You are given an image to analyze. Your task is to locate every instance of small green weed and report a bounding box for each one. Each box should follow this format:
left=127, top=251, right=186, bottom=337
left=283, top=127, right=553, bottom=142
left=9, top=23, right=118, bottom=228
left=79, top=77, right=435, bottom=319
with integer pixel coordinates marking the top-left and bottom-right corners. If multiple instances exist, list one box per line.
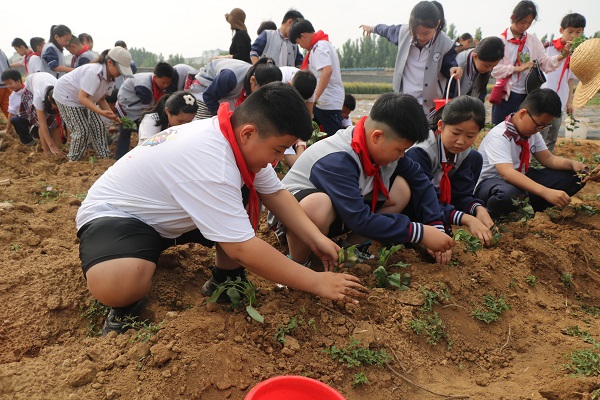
left=88, top=156, right=97, bottom=164
left=35, top=181, right=61, bottom=204
left=409, top=312, right=448, bottom=345
left=525, top=275, right=538, bottom=286
left=274, top=316, right=299, bottom=345
left=81, top=299, right=110, bottom=337
left=592, top=388, right=600, bottom=400
left=572, top=204, right=600, bottom=215
left=419, top=284, right=450, bottom=313
left=561, top=272, right=573, bottom=288
left=352, top=372, right=370, bottom=387
left=581, top=304, right=600, bottom=316
left=10, top=243, right=19, bottom=251
left=122, top=317, right=164, bottom=342
left=74, top=193, right=87, bottom=201
left=506, top=197, right=535, bottom=223
left=564, top=345, right=600, bottom=376
left=472, top=294, right=510, bottom=324
left=324, top=338, right=390, bottom=368
left=205, top=277, right=264, bottom=323
left=564, top=326, right=596, bottom=344
left=453, top=228, right=482, bottom=253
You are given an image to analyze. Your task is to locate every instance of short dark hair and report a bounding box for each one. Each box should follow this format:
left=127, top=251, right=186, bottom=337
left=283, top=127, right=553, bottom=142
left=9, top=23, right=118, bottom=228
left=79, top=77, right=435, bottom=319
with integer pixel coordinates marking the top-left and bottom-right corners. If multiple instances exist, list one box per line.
left=343, top=94, right=356, bottom=110
left=370, top=93, right=429, bottom=143
left=78, top=33, right=93, bottom=43
left=114, top=40, right=127, bottom=48
left=44, top=86, right=57, bottom=114
left=68, top=36, right=82, bottom=46
left=511, top=1, right=537, bottom=23
left=474, top=36, right=504, bottom=62
left=233, top=82, right=312, bottom=141
left=244, top=58, right=282, bottom=95
left=154, top=62, right=174, bottom=78
left=281, top=9, right=304, bottom=24
left=289, top=20, right=315, bottom=44
left=410, top=1, right=446, bottom=32
left=11, top=38, right=28, bottom=48
left=291, top=70, right=317, bottom=100
left=1, top=69, right=22, bottom=82
left=521, top=89, right=562, bottom=118
left=561, top=13, right=586, bottom=29
left=439, top=95, right=486, bottom=130
left=460, top=33, right=473, bottom=41
left=257, top=21, right=277, bottom=36
left=30, top=37, right=45, bottom=50
left=49, top=25, right=71, bottom=49
left=143, top=91, right=199, bottom=130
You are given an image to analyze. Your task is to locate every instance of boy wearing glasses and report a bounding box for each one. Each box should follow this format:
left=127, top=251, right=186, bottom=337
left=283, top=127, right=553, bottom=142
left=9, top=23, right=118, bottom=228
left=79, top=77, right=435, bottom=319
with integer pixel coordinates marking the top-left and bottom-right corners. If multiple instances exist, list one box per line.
left=475, top=88, right=588, bottom=218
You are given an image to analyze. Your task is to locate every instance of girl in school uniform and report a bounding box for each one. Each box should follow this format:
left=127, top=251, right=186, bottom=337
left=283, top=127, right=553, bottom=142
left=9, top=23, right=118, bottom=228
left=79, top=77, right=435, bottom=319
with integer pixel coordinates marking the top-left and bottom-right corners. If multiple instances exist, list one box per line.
left=456, top=37, right=505, bottom=102
left=490, top=0, right=569, bottom=124
left=137, top=91, right=198, bottom=145
left=19, top=72, right=63, bottom=156
left=41, top=25, right=74, bottom=79
left=187, top=57, right=282, bottom=119
left=360, top=1, right=462, bottom=116
left=406, top=95, right=495, bottom=246
left=53, top=47, right=134, bottom=161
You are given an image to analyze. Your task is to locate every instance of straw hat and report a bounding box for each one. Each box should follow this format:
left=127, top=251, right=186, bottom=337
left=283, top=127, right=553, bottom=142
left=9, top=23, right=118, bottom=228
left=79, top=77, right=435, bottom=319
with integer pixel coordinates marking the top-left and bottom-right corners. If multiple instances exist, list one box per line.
left=571, top=38, right=600, bottom=108
left=225, top=8, right=247, bottom=31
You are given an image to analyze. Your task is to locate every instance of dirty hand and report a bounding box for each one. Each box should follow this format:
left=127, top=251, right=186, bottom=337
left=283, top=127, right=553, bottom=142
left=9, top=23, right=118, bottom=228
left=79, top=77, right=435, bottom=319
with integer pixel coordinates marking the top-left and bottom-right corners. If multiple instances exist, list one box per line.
left=426, top=248, right=453, bottom=265
left=421, top=225, right=455, bottom=253
left=359, top=25, right=373, bottom=38
left=48, top=144, right=66, bottom=158
left=465, top=218, right=493, bottom=247
left=583, top=165, right=600, bottom=183
left=542, top=188, right=571, bottom=208
left=450, top=67, right=463, bottom=80
left=314, top=272, right=368, bottom=304
left=310, top=236, right=341, bottom=272
left=475, top=206, right=495, bottom=229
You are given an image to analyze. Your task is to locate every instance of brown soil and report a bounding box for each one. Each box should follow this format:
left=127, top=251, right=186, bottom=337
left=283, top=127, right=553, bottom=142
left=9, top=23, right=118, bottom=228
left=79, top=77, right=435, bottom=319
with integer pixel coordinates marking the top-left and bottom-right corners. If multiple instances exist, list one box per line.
left=2, top=120, right=600, bottom=400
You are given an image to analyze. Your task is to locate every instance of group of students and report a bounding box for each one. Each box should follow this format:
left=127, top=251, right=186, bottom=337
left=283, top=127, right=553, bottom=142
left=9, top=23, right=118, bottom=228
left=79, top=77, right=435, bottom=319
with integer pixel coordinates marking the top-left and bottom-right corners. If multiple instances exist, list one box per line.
left=2, top=1, right=598, bottom=336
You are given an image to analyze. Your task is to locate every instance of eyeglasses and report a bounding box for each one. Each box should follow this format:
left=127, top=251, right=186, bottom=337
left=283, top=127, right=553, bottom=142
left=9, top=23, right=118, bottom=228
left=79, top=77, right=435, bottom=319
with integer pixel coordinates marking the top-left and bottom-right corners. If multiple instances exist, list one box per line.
left=527, top=110, right=552, bottom=131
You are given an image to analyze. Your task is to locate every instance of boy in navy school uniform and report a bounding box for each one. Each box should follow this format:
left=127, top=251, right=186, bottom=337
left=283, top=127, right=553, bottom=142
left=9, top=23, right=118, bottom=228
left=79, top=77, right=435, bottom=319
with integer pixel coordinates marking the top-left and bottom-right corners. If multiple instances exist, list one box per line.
left=475, top=88, right=591, bottom=218
left=76, top=82, right=367, bottom=335
left=278, top=92, right=455, bottom=265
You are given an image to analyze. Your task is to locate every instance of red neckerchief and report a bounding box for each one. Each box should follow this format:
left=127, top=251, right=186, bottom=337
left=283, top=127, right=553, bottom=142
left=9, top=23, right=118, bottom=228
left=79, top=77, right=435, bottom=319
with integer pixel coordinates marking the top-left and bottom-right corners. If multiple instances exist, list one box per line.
left=435, top=130, right=453, bottom=204
left=502, top=114, right=530, bottom=173
left=23, top=50, right=33, bottom=74
left=152, top=77, right=164, bottom=104
left=502, top=28, right=527, bottom=80
left=55, top=109, right=66, bottom=143
left=301, top=30, right=329, bottom=70
left=71, top=46, right=90, bottom=68
left=235, top=90, right=248, bottom=107
left=217, top=103, right=259, bottom=230
left=351, top=116, right=390, bottom=211
left=552, top=38, right=570, bottom=92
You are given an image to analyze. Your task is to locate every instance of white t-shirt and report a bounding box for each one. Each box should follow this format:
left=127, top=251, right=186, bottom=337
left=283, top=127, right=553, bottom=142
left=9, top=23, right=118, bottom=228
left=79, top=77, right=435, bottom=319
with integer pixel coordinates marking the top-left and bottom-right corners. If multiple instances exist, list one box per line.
left=138, top=112, right=162, bottom=145
left=404, top=43, right=430, bottom=112
left=279, top=66, right=316, bottom=102
left=25, top=72, right=58, bottom=111
left=477, top=121, right=547, bottom=184
left=76, top=117, right=284, bottom=242
left=307, top=40, right=344, bottom=110
left=28, top=55, right=43, bottom=74
left=541, top=44, right=572, bottom=111
left=8, top=87, right=25, bottom=115
left=53, top=63, right=114, bottom=107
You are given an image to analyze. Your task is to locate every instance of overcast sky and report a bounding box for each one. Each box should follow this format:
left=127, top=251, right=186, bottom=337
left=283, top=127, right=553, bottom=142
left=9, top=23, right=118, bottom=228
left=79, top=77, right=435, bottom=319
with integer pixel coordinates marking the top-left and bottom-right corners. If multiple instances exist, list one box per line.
left=2, top=0, right=599, bottom=60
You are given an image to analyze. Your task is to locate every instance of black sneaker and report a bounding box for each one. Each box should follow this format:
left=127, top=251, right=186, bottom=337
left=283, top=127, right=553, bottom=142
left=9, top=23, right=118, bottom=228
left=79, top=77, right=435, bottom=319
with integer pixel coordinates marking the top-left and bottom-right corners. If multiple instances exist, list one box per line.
left=101, top=297, right=148, bottom=336
left=201, top=270, right=248, bottom=304
left=355, top=241, right=375, bottom=262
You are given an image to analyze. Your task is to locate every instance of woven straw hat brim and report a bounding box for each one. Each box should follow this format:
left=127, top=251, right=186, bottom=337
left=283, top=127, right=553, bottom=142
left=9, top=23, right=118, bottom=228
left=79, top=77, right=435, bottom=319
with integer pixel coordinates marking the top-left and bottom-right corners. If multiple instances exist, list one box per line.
left=571, top=38, right=600, bottom=108
left=574, top=79, right=600, bottom=108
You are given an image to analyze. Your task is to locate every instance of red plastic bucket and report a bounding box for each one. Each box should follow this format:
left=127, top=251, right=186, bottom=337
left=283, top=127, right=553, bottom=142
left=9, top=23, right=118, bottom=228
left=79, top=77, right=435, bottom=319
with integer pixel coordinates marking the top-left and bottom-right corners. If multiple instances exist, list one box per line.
left=245, top=376, right=346, bottom=400
left=433, top=74, right=460, bottom=112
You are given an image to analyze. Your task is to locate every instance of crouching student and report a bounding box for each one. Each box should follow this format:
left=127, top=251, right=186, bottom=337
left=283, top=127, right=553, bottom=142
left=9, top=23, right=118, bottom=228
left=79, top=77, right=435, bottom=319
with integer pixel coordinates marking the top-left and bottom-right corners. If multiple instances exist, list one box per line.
left=137, top=91, right=198, bottom=145
left=406, top=96, right=494, bottom=246
left=1, top=69, right=35, bottom=146
left=276, top=92, right=455, bottom=265
left=75, top=83, right=366, bottom=336
left=475, top=89, right=588, bottom=218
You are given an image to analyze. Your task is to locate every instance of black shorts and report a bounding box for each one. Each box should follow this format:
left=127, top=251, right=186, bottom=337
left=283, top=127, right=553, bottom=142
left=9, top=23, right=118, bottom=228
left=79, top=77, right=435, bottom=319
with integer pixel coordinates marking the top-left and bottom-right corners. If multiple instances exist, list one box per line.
left=77, top=217, right=214, bottom=276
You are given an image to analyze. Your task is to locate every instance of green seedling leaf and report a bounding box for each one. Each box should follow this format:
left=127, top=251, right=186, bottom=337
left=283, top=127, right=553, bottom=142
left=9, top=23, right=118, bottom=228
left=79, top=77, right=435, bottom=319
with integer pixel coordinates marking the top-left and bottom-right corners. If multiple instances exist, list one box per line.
left=120, top=117, right=138, bottom=131
left=246, top=305, right=264, bottom=323
left=338, top=245, right=358, bottom=266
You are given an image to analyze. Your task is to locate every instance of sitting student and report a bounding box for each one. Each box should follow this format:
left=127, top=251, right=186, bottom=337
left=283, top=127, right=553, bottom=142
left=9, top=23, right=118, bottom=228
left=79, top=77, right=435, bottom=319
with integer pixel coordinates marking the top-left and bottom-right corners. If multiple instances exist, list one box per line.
left=41, top=25, right=74, bottom=78
left=188, top=57, right=282, bottom=119
left=28, top=37, right=46, bottom=74
left=475, top=89, right=587, bottom=218
left=19, top=72, right=63, bottom=156
left=76, top=82, right=366, bottom=335
left=456, top=37, right=505, bottom=102
left=278, top=92, right=455, bottom=265
left=10, top=38, right=35, bottom=73
left=406, top=96, right=494, bottom=246
left=53, top=47, right=133, bottom=161
left=341, top=94, right=356, bottom=128
left=1, top=69, right=35, bottom=146
left=137, top=91, right=198, bottom=145
left=66, top=36, right=95, bottom=68
left=290, top=19, right=345, bottom=135
left=115, top=62, right=174, bottom=159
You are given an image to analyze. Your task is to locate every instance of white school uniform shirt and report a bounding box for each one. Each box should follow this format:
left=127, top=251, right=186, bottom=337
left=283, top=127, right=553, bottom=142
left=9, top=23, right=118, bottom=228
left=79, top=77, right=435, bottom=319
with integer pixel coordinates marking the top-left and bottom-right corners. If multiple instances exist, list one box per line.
left=137, top=113, right=163, bottom=145
left=404, top=43, right=431, bottom=112
left=477, top=121, right=547, bottom=184
left=53, top=63, right=114, bottom=107
left=28, top=55, right=43, bottom=74
left=307, top=40, right=344, bottom=110
left=541, top=44, right=572, bottom=111
left=279, top=66, right=316, bottom=102
left=76, top=117, right=284, bottom=241
left=8, top=87, right=25, bottom=115
left=25, top=72, right=58, bottom=111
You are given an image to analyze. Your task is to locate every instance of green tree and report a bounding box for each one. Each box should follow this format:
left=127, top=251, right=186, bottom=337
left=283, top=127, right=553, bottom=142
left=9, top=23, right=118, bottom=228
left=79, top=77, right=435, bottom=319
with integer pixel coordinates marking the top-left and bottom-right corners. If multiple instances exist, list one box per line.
left=336, top=36, right=396, bottom=68
left=474, top=27, right=482, bottom=42
left=129, top=47, right=159, bottom=68
left=167, top=54, right=185, bottom=65
left=593, top=30, right=600, bottom=38
left=446, top=23, right=457, bottom=40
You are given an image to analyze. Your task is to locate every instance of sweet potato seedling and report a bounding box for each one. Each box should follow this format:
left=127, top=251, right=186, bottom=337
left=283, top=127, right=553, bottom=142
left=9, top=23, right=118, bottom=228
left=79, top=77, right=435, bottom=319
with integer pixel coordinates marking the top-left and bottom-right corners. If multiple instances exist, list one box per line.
left=324, top=338, right=390, bottom=368
left=373, top=245, right=411, bottom=290
left=274, top=316, right=299, bottom=345
left=206, top=277, right=264, bottom=323
left=120, top=117, right=138, bottom=131
left=409, top=312, right=448, bottom=345
left=453, top=229, right=483, bottom=253
left=472, top=294, right=510, bottom=324
left=352, top=372, right=369, bottom=387
left=338, top=244, right=359, bottom=267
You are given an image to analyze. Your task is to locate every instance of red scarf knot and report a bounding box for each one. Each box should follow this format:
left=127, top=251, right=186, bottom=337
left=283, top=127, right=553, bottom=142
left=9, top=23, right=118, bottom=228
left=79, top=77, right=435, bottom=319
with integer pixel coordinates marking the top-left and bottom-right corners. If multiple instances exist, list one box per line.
left=552, top=38, right=570, bottom=91
left=152, top=77, right=165, bottom=104
left=300, top=30, right=330, bottom=70
left=502, top=28, right=528, bottom=79
left=217, top=103, right=260, bottom=230
left=351, top=116, right=390, bottom=211
left=503, top=115, right=530, bottom=173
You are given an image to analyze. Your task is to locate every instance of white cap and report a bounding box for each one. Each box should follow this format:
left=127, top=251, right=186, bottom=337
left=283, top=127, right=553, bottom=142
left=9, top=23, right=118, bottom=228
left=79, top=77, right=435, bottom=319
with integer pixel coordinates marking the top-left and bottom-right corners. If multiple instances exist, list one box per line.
left=108, top=47, right=134, bottom=78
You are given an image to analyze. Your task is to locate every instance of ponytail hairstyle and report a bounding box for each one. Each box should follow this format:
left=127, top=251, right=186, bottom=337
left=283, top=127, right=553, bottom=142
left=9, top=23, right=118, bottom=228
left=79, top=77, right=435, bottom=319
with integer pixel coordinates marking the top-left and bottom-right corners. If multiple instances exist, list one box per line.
left=142, top=91, right=199, bottom=130
left=471, top=37, right=505, bottom=96
left=243, top=57, right=283, bottom=95
left=429, top=95, right=486, bottom=132
left=49, top=25, right=71, bottom=50
left=409, top=1, right=446, bottom=35
left=44, top=86, right=57, bottom=114
left=511, top=1, right=538, bottom=23
left=94, top=49, right=110, bottom=64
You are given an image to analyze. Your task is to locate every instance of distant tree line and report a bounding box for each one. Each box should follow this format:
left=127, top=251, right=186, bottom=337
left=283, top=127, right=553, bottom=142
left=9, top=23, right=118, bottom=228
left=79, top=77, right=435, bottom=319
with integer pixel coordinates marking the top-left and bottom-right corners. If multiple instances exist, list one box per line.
left=129, top=47, right=186, bottom=68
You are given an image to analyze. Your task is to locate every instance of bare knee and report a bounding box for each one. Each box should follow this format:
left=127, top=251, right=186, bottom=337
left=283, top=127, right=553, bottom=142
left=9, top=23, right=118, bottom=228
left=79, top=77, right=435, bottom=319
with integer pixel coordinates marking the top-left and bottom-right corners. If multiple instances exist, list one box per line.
left=85, top=258, right=156, bottom=307
left=299, top=193, right=336, bottom=233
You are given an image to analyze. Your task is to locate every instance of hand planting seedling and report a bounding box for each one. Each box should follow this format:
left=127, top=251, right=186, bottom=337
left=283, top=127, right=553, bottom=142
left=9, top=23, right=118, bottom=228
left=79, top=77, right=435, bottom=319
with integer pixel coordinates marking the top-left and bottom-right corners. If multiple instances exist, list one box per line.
left=453, top=228, right=483, bottom=253
left=205, top=277, right=264, bottom=323
left=373, top=266, right=410, bottom=290
left=338, top=245, right=359, bottom=267
left=120, top=117, right=138, bottom=131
